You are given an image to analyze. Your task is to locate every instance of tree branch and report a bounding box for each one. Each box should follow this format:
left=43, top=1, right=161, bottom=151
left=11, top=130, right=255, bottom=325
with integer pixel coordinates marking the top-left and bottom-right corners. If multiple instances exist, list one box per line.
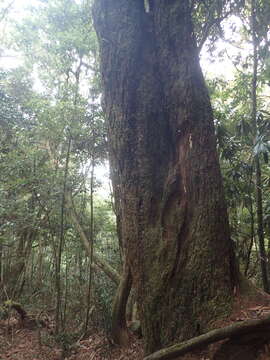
left=66, top=191, right=121, bottom=285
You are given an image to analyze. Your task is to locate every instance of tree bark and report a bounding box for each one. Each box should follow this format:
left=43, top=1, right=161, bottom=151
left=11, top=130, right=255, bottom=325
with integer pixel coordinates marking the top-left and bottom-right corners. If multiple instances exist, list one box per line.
left=55, top=135, right=71, bottom=334
left=144, top=315, right=270, bottom=360
left=85, top=160, right=95, bottom=333
left=93, top=0, right=238, bottom=353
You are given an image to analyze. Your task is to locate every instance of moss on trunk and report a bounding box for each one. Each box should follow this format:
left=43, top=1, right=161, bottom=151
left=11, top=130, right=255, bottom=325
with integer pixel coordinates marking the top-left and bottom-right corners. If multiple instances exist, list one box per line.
left=93, top=0, right=238, bottom=354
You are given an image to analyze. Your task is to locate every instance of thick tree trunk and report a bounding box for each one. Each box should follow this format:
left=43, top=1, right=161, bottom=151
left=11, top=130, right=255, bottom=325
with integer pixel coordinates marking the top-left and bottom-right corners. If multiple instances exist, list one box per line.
left=93, top=0, right=238, bottom=354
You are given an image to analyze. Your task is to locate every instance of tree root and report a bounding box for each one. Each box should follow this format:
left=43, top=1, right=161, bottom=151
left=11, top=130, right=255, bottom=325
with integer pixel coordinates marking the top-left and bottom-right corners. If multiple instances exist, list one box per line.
left=3, top=301, right=46, bottom=329
left=144, top=315, right=270, bottom=360
left=4, top=301, right=27, bottom=320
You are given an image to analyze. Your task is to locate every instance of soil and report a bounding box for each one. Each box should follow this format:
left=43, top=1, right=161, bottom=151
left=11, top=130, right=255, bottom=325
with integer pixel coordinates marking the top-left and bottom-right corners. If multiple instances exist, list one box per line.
left=0, top=317, right=144, bottom=360
left=1, top=284, right=270, bottom=360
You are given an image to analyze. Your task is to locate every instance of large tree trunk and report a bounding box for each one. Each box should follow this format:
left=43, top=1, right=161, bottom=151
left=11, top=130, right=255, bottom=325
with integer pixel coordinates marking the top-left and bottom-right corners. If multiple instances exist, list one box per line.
left=93, top=0, right=238, bottom=354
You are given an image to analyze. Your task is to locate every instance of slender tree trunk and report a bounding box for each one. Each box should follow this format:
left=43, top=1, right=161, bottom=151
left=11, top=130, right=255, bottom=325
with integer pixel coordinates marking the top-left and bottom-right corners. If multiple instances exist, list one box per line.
left=63, top=252, right=69, bottom=331
left=245, top=191, right=255, bottom=276
left=255, top=158, right=269, bottom=291
left=84, top=160, right=95, bottom=333
left=11, top=229, right=35, bottom=298
left=250, top=0, right=269, bottom=293
left=66, top=191, right=121, bottom=284
left=93, top=0, right=238, bottom=353
left=111, top=259, right=132, bottom=346
left=30, top=250, right=34, bottom=293
left=55, top=135, right=71, bottom=334
left=37, top=235, right=43, bottom=287
left=77, top=248, right=83, bottom=285
left=0, top=243, right=3, bottom=290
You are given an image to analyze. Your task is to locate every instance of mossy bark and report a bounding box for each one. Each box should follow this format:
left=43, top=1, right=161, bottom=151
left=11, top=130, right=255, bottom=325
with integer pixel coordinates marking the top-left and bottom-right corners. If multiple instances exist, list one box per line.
left=93, top=0, right=238, bottom=354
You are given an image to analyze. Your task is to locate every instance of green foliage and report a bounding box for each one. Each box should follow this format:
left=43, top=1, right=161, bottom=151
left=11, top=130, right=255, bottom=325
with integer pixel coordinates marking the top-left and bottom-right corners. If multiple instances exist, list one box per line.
left=207, top=0, right=270, bottom=283
left=12, top=0, right=98, bottom=95
left=192, top=0, right=245, bottom=51
left=0, top=0, right=116, bottom=335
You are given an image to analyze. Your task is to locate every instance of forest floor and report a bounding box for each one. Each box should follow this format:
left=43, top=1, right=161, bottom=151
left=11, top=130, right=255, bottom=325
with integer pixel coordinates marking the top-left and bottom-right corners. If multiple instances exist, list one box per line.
left=0, top=317, right=144, bottom=360
left=1, top=285, right=270, bottom=360
left=1, top=314, right=270, bottom=360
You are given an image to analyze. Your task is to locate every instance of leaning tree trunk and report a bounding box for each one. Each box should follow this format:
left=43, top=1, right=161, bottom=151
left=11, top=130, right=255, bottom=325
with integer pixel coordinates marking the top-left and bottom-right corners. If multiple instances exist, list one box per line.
left=93, top=0, right=238, bottom=354
left=111, top=259, right=132, bottom=346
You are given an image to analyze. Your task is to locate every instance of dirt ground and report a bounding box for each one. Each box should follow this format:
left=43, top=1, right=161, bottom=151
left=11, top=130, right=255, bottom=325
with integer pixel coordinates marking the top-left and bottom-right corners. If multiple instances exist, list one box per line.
left=1, top=287, right=270, bottom=360
left=0, top=318, right=144, bottom=360
left=1, top=318, right=270, bottom=360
